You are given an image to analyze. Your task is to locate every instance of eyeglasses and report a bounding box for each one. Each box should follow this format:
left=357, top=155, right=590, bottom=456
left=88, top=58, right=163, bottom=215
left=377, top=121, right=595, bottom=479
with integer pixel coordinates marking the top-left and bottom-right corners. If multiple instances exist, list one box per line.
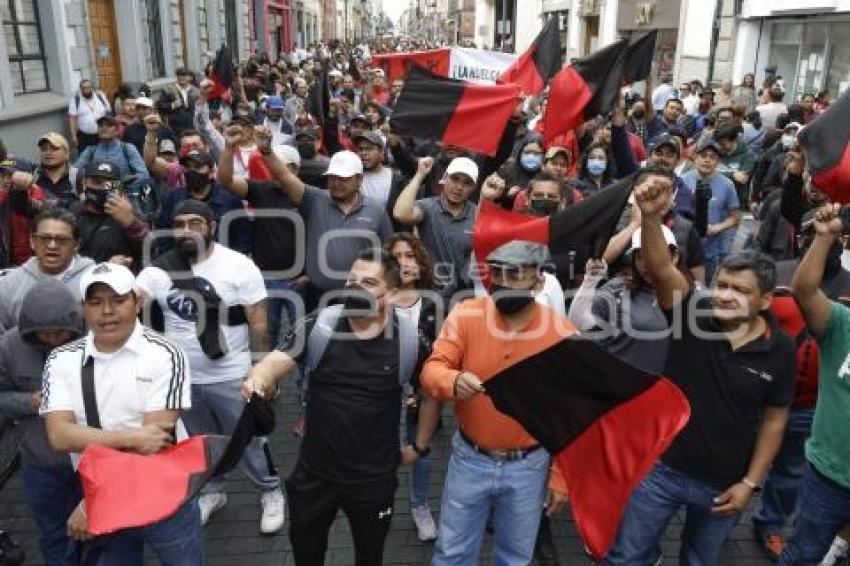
left=32, top=234, right=75, bottom=246
left=173, top=218, right=208, bottom=230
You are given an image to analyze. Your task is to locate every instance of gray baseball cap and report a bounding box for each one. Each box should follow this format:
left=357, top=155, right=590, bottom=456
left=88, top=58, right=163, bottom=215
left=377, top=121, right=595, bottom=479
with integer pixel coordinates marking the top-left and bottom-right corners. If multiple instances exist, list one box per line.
left=486, top=240, right=550, bottom=267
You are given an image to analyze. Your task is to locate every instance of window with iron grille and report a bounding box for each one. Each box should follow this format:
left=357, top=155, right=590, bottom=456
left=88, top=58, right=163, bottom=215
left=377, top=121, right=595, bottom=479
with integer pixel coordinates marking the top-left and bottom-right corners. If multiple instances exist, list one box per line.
left=1, top=0, right=49, bottom=94
left=146, top=0, right=166, bottom=77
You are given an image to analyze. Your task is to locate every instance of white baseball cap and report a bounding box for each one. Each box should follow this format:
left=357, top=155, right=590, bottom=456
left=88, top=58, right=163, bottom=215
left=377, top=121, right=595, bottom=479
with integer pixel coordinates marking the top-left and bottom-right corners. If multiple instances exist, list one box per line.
left=273, top=144, right=301, bottom=167
left=629, top=225, right=678, bottom=252
left=323, top=150, right=363, bottom=178
left=445, top=157, right=479, bottom=184
left=80, top=263, right=137, bottom=298
left=134, top=96, right=154, bottom=108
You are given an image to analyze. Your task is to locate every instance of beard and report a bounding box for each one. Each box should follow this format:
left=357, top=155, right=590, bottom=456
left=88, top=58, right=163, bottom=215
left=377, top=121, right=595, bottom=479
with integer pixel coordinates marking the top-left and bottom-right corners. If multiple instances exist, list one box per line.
left=176, top=233, right=213, bottom=259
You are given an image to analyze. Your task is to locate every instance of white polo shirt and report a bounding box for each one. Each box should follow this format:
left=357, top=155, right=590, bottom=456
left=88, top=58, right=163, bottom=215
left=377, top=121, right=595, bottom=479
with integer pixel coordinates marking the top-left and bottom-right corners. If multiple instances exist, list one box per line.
left=40, top=322, right=191, bottom=462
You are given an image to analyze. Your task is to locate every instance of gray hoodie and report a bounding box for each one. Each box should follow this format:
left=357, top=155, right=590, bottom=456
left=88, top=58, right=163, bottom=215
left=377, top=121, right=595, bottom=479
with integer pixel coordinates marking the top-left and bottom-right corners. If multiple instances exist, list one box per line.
left=0, top=280, right=84, bottom=467
left=0, top=254, right=94, bottom=335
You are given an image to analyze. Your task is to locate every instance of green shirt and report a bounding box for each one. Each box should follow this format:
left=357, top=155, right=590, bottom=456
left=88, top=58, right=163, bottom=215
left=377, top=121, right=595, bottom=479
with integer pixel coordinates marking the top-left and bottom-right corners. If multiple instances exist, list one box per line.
left=806, top=302, right=850, bottom=489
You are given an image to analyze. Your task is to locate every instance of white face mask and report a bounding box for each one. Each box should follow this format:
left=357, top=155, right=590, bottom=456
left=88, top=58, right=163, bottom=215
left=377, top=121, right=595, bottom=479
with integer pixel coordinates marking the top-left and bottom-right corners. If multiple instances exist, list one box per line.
left=781, top=134, right=796, bottom=149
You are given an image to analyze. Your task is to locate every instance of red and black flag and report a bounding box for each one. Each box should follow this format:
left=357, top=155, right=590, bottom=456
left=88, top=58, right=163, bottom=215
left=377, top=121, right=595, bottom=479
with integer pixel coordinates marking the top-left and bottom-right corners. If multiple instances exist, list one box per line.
left=622, top=30, right=658, bottom=85
left=208, top=44, right=234, bottom=101
left=390, top=65, right=520, bottom=156
left=371, top=48, right=451, bottom=82
left=77, top=394, right=273, bottom=535
left=496, top=18, right=563, bottom=95
left=798, top=88, right=850, bottom=203
left=473, top=176, right=634, bottom=281
left=542, top=39, right=628, bottom=145
left=484, top=337, right=690, bottom=559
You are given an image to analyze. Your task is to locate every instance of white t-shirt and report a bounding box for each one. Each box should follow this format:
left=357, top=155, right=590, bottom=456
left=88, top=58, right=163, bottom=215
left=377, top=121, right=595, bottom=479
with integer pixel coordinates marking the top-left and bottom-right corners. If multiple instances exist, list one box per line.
left=395, top=297, right=423, bottom=328
left=68, top=92, right=110, bottom=134
left=40, top=322, right=191, bottom=464
left=536, top=273, right=566, bottom=317
left=755, top=102, right=789, bottom=130
left=360, top=167, right=393, bottom=206
left=136, top=245, right=267, bottom=384
left=361, top=167, right=394, bottom=206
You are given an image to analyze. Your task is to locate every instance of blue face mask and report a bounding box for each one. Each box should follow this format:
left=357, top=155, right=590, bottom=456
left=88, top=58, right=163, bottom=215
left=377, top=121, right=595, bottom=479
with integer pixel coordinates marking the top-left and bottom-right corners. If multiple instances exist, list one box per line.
left=587, top=158, right=607, bottom=176
left=520, top=153, right=543, bottom=171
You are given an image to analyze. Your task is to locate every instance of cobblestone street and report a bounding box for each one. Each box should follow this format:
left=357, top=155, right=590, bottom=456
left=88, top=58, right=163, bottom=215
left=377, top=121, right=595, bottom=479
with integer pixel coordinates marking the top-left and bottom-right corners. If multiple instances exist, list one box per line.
left=0, top=381, right=779, bottom=565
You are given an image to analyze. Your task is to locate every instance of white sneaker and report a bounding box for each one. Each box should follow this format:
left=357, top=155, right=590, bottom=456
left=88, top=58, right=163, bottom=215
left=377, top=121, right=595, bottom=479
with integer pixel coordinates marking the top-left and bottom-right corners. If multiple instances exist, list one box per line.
left=821, top=536, right=849, bottom=566
left=260, top=489, right=286, bottom=534
left=411, top=504, right=437, bottom=542
left=198, top=492, right=227, bottom=525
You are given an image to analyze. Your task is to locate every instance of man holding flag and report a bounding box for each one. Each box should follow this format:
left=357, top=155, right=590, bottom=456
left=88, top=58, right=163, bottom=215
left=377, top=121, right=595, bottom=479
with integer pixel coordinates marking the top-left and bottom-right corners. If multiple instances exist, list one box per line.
left=421, top=240, right=572, bottom=565
left=605, top=175, right=795, bottom=564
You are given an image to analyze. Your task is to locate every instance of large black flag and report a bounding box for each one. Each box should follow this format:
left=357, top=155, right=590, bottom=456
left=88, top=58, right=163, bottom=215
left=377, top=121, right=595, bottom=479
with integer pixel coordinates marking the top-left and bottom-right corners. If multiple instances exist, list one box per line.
left=622, top=30, right=658, bottom=84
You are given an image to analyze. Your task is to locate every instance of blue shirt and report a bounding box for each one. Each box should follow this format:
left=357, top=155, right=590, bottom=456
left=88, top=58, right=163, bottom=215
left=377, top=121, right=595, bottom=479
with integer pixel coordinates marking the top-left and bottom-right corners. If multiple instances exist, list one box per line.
left=681, top=170, right=739, bottom=259
left=74, top=140, right=151, bottom=188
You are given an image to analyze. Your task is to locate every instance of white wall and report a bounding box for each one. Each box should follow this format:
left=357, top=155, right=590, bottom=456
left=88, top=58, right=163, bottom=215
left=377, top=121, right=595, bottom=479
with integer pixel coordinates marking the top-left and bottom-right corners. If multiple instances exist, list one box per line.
left=514, top=0, right=543, bottom=53
left=674, top=0, right=718, bottom=83
left=742, top=0, right=850, bottom=17
left=474, top=0, right=494, bottom=49
left=599, top=0, right=618, bottom=47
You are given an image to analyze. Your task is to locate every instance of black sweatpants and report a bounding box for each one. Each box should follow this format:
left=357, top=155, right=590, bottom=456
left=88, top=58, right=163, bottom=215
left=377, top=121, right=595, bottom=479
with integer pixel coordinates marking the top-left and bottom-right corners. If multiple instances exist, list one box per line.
left=285, top=462, right=398, bottom=566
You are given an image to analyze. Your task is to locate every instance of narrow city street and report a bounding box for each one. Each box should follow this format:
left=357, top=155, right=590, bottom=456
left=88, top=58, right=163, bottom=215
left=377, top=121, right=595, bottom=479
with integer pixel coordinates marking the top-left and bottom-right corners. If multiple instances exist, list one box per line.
left=2, top=380, right=778, bottom=565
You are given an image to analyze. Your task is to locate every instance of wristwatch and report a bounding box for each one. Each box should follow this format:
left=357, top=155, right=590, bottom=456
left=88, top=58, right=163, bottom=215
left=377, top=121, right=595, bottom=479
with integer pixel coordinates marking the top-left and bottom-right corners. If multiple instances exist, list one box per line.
left=741, top=477, right=762, bottom=493
left=408, top=442, right=431, bottom=458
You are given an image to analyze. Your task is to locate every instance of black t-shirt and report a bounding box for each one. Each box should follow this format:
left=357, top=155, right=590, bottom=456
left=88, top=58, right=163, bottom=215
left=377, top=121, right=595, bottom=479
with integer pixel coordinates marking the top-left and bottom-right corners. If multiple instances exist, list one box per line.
left=285, top=315, right=402, bottom=483
left=72, top=206, right=139, bottom=265
left=245, top=180, right=299, bottom=273
left=662, top=292, right=795, bottom=490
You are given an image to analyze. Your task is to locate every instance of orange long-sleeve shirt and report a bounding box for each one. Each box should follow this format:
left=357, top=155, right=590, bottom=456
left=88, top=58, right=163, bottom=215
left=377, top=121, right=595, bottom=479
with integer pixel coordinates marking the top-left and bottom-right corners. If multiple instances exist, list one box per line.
left=421, top=297, right=577, bottom=493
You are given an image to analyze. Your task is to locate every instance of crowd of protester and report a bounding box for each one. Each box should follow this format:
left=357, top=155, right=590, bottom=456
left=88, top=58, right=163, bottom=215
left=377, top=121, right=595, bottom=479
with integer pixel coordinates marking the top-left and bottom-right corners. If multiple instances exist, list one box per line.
left=0, top=36, right=849, bottom=566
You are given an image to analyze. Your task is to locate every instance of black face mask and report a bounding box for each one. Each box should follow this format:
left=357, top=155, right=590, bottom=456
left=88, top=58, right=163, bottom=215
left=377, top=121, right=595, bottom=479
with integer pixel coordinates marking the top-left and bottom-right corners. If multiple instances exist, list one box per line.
left=490, top=283, right=536, bottom=315
left=340, top=283, right=378, bottom=316
left=185, top=170, right=212, bottom=193
left=632, top=109, right=646, bottom=120
left=527, top=199, right=559, bottom=217
left=297, top=142, right=317, bottom=160
left=84, top=189, right=109, bottom=212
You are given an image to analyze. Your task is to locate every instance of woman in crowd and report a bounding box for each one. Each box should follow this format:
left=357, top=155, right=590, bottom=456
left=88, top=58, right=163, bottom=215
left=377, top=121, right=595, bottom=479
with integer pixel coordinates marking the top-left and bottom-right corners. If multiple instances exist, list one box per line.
left=384, top=233, right=442, bottom=543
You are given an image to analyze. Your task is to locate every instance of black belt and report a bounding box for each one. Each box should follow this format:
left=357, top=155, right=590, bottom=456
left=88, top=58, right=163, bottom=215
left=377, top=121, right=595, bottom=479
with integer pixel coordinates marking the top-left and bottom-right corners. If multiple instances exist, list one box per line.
left=458, top=429, right=542, bottom=462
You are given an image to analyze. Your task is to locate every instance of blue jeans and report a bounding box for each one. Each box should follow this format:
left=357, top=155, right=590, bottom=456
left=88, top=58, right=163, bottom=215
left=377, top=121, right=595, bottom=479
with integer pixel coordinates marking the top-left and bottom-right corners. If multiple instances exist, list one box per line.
left=605, top=462, right=739, bottom=565
left=20, top=463, right=81, bottom=566
left=778, top=463, right=850, bottom=565
left=431, top=432, right=549, bottom=565
left=89, top=497, right=204, bottom=566
left=752, top=407, right=814, bottom=535
left=264, top=277, right=305, bottom=349
left=703, top=254, right=731, bottom=286
left=405, top=409, right=432, bottom=509
left=181, top=379, right=280, bottom=494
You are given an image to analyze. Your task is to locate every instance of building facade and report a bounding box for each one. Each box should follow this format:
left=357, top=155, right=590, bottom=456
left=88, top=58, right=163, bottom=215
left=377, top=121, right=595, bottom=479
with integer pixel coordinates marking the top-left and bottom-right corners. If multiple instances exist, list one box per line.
left=733, top=0, right=850, bottom=100
left=0, top=0, right=258, bottom=155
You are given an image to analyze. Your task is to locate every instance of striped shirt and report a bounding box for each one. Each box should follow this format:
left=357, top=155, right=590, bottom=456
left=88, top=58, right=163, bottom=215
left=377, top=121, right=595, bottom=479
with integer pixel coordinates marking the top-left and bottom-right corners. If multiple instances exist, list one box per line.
left=40, top=322, right=191, bottom=462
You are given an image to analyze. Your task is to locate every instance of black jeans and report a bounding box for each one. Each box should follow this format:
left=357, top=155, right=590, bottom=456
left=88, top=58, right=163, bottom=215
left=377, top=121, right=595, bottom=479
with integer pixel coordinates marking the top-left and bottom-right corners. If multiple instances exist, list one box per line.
left=286, top=462, right=398, bottom=566
left=75, top=132, right=100, bottom=154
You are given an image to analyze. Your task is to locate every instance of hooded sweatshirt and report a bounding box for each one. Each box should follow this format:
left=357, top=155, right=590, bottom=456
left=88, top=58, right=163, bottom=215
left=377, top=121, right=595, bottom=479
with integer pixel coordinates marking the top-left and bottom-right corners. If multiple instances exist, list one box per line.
left=0, top=280, right=84, bottom=467
left=0, top=254, right=94, bottom=334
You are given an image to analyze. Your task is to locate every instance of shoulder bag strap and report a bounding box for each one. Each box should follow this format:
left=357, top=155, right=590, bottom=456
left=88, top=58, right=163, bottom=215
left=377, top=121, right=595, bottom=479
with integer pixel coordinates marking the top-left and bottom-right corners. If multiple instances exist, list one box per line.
left=81, top=355, right=101, bottom=429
